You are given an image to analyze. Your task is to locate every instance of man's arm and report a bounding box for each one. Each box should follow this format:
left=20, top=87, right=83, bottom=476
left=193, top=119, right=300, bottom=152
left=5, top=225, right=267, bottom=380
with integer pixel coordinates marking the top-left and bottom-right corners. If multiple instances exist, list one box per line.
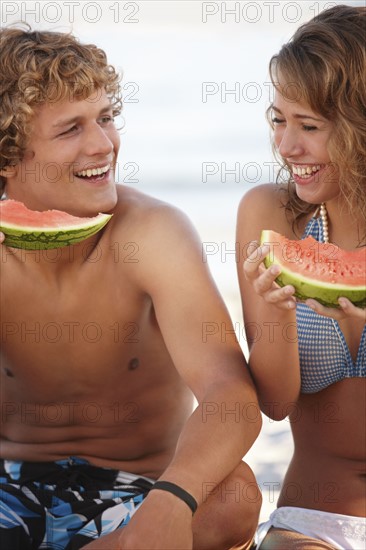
left=143, top=203, right=261, bottom=489
left=114, top=203, right=261, bottom=548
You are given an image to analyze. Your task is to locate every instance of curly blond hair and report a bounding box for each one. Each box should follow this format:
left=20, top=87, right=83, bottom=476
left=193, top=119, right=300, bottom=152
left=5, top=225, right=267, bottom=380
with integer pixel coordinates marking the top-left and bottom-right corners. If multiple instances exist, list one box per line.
left=267, top=5, right=366, bottom=241
left=0, top=25, right=122, bottom=195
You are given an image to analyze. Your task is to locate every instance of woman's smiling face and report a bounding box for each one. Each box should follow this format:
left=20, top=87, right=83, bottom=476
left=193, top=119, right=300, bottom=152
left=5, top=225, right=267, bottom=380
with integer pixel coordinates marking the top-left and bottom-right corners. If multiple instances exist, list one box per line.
left=272, top=89, right=340, bottom=205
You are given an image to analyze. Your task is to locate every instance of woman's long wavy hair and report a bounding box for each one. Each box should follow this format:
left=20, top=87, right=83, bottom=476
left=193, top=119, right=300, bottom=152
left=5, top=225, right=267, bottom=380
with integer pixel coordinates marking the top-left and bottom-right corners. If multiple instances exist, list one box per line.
left=267, top=5, right=366, bottom=240
left=0, top=25, right=123, bottom=196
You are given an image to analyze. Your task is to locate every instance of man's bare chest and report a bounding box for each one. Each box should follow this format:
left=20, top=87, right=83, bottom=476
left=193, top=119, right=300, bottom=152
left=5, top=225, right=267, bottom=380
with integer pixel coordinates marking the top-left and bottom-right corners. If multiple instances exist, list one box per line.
left=1, top=258, right=159, bottom=388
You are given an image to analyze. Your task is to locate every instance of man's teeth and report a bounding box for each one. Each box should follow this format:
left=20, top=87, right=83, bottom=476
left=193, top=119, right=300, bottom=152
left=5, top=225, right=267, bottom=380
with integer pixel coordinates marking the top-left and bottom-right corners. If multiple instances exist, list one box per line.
left=75, top=165, right=110, bottom=177
left=292, top=165, right=321, bottom=177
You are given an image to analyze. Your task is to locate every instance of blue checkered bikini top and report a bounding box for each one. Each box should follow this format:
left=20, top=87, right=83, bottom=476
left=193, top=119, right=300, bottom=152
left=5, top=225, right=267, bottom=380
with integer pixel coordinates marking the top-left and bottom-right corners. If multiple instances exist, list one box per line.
left=296, top=214, right=366, bottom=393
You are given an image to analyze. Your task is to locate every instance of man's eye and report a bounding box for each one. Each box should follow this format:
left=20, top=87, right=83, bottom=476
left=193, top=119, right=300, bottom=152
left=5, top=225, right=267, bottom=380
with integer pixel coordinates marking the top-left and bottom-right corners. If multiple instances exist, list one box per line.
left=99, top=115, right=114, bottom=123
left=60, top=125, right=78, bottom=136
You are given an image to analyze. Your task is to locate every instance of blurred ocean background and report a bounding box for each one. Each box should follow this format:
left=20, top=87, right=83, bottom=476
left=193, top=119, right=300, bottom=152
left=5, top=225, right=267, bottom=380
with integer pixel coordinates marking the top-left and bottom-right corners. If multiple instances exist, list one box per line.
left=2, top=0, right=361, bottom=521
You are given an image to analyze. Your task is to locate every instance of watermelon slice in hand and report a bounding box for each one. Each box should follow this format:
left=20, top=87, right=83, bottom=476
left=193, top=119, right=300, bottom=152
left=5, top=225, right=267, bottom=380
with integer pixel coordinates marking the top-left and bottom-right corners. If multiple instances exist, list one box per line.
left=260, top=229, right=366, bottom=308
left=0, top=200, right=112, bottom=250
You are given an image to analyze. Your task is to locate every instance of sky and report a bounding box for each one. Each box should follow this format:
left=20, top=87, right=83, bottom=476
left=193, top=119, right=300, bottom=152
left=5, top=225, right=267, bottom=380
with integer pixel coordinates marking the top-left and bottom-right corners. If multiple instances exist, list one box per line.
left=2, top=0, right=363, bottom=189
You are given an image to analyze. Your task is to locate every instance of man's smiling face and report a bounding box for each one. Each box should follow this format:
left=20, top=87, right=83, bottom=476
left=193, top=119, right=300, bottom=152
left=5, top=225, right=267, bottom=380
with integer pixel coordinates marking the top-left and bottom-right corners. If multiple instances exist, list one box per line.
left=5, top=89, right=120, bottom=217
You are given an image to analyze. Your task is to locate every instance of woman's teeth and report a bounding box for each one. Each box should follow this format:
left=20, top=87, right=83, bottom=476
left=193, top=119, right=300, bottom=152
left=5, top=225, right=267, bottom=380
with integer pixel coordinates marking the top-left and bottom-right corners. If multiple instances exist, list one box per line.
left=292, top=164, right=321, bottom=178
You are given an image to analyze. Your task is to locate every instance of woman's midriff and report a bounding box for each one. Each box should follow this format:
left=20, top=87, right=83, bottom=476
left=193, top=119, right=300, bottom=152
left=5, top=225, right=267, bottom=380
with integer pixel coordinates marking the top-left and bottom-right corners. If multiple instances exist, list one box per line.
left=277, top=379, right=366, bottom=516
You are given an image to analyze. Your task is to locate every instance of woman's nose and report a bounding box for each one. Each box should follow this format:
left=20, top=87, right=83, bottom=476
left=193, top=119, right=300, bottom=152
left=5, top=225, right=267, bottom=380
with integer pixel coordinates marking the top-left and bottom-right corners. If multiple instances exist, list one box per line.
left=277, top=127, right=304, bottom=159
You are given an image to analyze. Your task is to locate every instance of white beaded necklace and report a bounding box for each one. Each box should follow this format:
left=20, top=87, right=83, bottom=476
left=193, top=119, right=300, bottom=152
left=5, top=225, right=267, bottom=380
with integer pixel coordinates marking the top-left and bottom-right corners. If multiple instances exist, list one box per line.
left=319, top=202, right=329, bottom=243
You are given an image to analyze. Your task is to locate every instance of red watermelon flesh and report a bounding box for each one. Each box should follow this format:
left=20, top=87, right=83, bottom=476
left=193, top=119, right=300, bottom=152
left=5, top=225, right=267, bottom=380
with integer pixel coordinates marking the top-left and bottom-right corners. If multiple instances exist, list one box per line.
left=0, top=199, right=112, bottom=249
left=261, top=230, right=366, bottom=307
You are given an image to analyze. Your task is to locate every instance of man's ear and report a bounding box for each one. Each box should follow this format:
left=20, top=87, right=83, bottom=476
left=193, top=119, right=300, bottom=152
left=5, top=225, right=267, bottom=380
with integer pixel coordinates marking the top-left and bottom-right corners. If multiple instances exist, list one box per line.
left=0, top=166, right=17, bottom=178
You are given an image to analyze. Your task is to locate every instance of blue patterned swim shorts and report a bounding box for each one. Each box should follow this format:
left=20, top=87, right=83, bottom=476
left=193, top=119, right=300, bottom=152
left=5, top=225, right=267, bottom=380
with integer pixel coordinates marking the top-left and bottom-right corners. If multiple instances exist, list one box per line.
left=0, top=457, right=154, bottom=549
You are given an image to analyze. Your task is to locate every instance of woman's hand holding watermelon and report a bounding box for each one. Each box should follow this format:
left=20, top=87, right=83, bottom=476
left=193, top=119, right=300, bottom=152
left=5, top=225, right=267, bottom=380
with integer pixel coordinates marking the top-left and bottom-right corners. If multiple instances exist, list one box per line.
left=244, top=242, right=297, bottom=311
left=306, top=297, right=366, bottom=322
left=245, top=240, right=365, bottom=321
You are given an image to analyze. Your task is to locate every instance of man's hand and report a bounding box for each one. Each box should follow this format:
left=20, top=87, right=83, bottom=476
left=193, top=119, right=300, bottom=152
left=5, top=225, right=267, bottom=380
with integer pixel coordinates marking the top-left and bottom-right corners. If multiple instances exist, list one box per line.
left=82, top=491, right=193, bottom=550
left=118, top=491, right=193, bottom=549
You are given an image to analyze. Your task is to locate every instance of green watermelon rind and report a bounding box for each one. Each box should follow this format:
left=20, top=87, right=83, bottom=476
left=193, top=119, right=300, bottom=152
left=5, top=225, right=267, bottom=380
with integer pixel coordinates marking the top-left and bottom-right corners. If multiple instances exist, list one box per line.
left=0, top=213, right=112, bottom=250
left=261, top=230, right=366, bottom=308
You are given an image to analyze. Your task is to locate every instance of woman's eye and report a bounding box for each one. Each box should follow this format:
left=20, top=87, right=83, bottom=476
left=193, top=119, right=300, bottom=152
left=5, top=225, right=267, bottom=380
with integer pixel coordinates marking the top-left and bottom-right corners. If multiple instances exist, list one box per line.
left=272, top=117, right=285, bottom=125
left=303, top=125, right=317, bottom=132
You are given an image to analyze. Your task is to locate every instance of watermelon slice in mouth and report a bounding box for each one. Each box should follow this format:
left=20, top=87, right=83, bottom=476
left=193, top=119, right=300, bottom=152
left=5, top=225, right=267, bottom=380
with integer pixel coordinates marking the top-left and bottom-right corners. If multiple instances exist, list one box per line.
left=0, top=200, right=112, bottom=250
left=261, top=229, right=366, bottom=308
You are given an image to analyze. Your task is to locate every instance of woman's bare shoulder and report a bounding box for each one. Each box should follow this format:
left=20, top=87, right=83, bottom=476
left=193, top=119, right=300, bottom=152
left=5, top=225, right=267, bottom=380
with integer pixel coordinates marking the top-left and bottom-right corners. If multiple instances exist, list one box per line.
left=237, top=183, right=291, bottom=239
left=238, top=183, right=287, bottom=211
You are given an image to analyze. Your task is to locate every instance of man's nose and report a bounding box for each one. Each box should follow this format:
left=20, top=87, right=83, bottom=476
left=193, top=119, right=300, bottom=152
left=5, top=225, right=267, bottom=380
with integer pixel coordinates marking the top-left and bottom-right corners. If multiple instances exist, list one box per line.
left=83, top=124, right=114, bottom=157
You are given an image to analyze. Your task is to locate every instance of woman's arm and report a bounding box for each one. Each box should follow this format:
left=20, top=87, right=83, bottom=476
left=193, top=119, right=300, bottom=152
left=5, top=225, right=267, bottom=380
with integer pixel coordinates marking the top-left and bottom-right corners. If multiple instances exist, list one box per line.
left=236, top=184, right=301, bottom=419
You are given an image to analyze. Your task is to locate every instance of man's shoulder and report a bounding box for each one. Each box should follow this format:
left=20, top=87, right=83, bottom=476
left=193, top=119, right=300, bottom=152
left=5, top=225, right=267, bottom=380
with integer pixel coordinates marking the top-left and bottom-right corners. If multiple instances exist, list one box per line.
left=114, top=185, right=174, bottom=215
left=112, top=185, right=197, bottom=237
left=115, top=184, right=157, bottom=202
left=108, top=186, right=204, bottom=292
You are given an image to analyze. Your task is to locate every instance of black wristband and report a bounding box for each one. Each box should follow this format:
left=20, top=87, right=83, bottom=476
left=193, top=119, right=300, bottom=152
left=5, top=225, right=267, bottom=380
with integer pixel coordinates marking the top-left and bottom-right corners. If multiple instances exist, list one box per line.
left=151, top=481, right=198, bottom=515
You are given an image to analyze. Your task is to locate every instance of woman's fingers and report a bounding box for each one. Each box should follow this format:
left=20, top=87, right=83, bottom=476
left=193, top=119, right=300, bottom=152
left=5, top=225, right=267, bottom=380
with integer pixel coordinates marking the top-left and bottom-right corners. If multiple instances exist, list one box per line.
left=244, top=242, right=296, bottom=308
left=254, top=264, right=280, bottom=294
left=244, top=244, right=270, bottom=280
left=306, top=297, right=366, bottom=321
left=264, top=285, right=297, bottom=308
